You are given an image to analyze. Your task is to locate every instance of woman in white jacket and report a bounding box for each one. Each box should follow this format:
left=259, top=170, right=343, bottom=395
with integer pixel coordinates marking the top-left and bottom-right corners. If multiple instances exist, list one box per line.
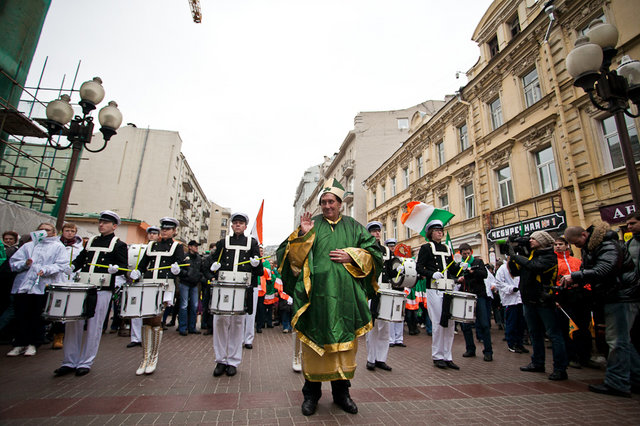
left=494, top=260, right=528, bottom=354
left=8, top=223, right=68, bottom=357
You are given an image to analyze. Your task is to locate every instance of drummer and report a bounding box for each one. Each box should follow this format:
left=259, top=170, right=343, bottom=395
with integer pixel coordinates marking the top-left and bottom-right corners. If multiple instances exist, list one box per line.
left=129, top=217, right=185, bottom=375
left=416, top=220, right=462, bottom=370
left=385, top=238, right=406, bottom=348
left=128, top=226, right=160, bottom=349
left=365, top=222, right=393, bottom=372
left=54, top=210, right=128, bottom=377
left=204, top=212, right=263, bottom=377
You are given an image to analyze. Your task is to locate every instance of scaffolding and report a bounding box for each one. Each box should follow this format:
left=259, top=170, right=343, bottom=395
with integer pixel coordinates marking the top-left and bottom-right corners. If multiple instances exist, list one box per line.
left=0, top=59, right=86, bottom=216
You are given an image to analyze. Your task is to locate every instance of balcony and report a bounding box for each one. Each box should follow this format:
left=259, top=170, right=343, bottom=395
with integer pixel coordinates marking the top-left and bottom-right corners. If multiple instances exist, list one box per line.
left=201, top=223, right=209, bottom=231
left=203, top=210, right=210, bottom=218
left=343, top=191, right=354, bottom=203
left=179, top=198, right=191, bottom=210
left=178, top=218, right=189, bottom=227
left=182, top=180, right=193, bottom=192
left=342, top=159, right=354, bottom=177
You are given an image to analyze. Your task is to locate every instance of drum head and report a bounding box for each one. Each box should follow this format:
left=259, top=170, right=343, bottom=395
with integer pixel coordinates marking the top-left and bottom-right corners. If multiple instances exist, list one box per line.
left=390, top=258, right=415, bottom=289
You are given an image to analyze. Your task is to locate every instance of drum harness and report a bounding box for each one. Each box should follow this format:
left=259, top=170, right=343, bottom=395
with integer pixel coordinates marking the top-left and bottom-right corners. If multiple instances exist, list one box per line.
left=78, top=235, right=120, bottom=290
left=428, top=242, right=457, bottom=327
left=144, top=240, right=180, bottom=292
left=224, top=235, right=252, bottom=273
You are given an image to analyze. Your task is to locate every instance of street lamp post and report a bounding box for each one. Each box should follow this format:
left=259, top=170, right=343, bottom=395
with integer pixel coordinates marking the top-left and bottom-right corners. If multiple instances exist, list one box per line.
left=43, top=77, right=123, bottom=229
left=566, top=19, right=640, bottom=208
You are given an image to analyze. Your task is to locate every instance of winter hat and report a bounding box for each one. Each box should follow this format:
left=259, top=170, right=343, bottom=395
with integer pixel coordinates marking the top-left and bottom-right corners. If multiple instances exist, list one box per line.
left=530, top=230, right=555, bottom=248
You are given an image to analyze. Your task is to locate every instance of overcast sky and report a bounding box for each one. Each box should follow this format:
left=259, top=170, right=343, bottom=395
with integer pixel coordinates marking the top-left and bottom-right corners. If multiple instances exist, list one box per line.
left=27, top=0, right=494, bottom=245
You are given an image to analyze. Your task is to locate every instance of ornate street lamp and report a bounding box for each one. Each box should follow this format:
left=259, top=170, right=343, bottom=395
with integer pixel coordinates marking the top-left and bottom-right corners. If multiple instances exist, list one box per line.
left=43, top=77, right=123, bottom=229
left=566, top=19, right=640, bottom=208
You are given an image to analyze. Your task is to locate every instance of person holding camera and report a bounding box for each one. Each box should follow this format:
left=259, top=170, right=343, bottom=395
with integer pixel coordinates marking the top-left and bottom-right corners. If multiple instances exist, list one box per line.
left=507, top=230, right=568, bottom=381
left=563, top=222, right=640, bottom=397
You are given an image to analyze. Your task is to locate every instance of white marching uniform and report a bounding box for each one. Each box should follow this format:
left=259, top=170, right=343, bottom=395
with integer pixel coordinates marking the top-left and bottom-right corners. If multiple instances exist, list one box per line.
left=214, top=235, right=253, bottom=368
left=128, top=244, right=147, bottom=344
left=243, top=286, right=259, bottom=345
left=423, top=242, right=457, bottom=362
left=366, top=245, right=391, bottom=364
left=62, top=235, right=126, bottom=370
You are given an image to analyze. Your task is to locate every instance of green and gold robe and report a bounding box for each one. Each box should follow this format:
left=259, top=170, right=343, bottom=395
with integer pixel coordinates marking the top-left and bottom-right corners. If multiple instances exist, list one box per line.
left=277, top=215, right=382, bottom=381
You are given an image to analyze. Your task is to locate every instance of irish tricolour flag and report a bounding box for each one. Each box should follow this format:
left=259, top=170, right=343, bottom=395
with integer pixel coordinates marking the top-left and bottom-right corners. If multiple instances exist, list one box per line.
left=400, top=201, right=454, bottom=239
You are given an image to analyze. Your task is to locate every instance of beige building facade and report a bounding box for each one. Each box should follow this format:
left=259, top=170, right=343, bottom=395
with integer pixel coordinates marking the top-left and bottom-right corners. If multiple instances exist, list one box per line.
left=207, top=201, right=231, bottom=247
left=365, top=0, right=639, bottom=262
left=301, top=102, right=445, bottom=224
left=66, top=125, right=212, bottom=244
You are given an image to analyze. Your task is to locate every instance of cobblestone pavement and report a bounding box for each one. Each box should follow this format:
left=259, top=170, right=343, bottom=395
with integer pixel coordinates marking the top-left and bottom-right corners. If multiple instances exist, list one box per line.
left=1, top=322, right=638, bottom=425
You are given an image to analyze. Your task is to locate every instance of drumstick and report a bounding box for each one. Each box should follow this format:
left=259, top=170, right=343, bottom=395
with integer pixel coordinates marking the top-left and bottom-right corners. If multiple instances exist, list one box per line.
left=395, top=258, right=406, bottom=281
left=89, top=263, right=132, bottom=272
left=441, top=259, right=456, bottom=274
left=134, top=245, right=143, bottom=270
left=456, top=256, right=470, bottom=277
left=236, top=255, right=271, bottom=266
left=148, top=263, right=190, bottom=271
left=70, top=247, right=73, bottom=266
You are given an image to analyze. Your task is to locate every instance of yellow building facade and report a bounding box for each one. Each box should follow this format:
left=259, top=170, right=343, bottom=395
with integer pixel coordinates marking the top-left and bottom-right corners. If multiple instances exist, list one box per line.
left=364, top=0, right=640, bottom=262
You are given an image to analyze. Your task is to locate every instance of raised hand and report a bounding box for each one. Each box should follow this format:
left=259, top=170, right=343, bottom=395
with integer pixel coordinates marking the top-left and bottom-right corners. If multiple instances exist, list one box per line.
left=300, top=212, right=315, bottom=235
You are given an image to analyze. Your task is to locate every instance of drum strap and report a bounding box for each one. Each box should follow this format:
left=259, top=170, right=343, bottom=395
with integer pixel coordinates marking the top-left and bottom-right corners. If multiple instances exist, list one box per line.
left=440, top=292, right=453, bottom=327
left=429, top=242, right=451, bottom=279
left=146, top=241, right=180, bottom=281
left=86, top=235, right=120, bottom=274
left=225, top=235, right=251, bottom=272
left=378, top=246, right=391, bottom=285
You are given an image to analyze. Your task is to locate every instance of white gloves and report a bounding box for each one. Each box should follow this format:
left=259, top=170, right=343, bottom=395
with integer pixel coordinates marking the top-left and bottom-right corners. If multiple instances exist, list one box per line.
left=432, top=271, right=444, bottom=280
left=63, top=265, right=74, bottom=275
left=249, top=256, right=260, bottom=267
left=210, top=262, right=221, bottom=272
left=130, top=269, right=141, bottom=280
left=287, top=298, right=293, bottom=305
left=396, top=265, right=405, bottom=274
left=460, top=262, right=469, bottom=271
left=163, top=291, right=174, bottom=305
left=170, top=262, right=180, bottom=275
left=107, top=264, right=119, bottom=274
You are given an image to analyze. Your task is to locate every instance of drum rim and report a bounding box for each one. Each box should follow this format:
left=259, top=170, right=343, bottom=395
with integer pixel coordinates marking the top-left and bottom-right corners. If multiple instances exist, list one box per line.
left=47, top=284, right=96, bottom=290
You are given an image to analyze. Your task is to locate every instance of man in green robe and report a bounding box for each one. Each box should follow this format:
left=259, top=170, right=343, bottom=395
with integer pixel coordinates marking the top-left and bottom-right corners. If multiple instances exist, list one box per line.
left=277, top=179, right=382, bottom=416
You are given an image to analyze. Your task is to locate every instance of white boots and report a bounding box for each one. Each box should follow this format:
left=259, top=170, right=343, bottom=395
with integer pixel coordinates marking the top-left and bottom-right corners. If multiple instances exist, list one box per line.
left=136, top=325, right=163, bottom=375
left=292, top=333, right=302, bottom=372
left=145, top=326, right=162, bottom=374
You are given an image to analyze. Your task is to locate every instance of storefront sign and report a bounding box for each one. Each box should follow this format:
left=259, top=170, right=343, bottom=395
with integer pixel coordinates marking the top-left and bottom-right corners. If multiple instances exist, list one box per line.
left=599, top=201, right=636, bottom=224
left=486, top=211, right=566, bottom=242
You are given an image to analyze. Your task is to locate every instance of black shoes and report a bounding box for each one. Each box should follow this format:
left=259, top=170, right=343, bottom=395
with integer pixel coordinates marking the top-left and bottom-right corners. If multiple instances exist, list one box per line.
left=516, top=345, right=529, bottom=353
left=301, top=398, right=318, bottom=416
left=375, top=361, right=392, bottom=371
left=244, top=344, right=253, bottom=349
left=394, top=343, right=406, bottom=347
left=75, top=367, right=90, bottom=376
left=548, top=370, right=568, bottom=381
left=333, top=395, right=358, bottom=414
left=225, top=365, right=237, bottom=376
left=213, top=363, right=227, bottom=377
left=445, top=361, right=460, bottom=370
left=203, top=329, right=213, bottom=335
left=483, top=353, right=493, bottom=362
left=179, top=331, right=188, bottom=336
left=520, top=362, right=545, bottom=372
left=256, top=329, right=262, bottom=334
left=366, top=361, right=376, bottom=370
left=462, top=350, right=476, bottom=358
left=127, top=341, right=141, bottom=348
left=588, top=383, right=631, bottom=397
left=54, top=366, right=75, bottom=377
left=389, top=343, right=395, bottom=347
left=434, top=360, right=447, bottom=369
left=188, top=330, right=201, bottom=335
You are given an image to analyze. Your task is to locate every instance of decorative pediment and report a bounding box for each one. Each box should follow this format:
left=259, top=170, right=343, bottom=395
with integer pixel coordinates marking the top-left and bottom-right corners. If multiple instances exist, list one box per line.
left=519, top=118, right=557, bottom=151
left=509, top=50, right=539, bottom=77
left=479, top=80, right=502, bottom=103
left=485, top=144, right=513, bottom=168
left=432, top=177, right=451, bottom=198
left=454, top=164, right=475, bottom=186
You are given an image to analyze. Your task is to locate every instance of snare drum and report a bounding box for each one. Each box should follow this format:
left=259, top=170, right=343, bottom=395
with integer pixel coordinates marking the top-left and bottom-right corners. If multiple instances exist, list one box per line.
left=74, top=272, right=111, bottom=289
left=43, top=284, right=98, bottom=321
left=120, top=282, right=165, bottom=318
left=377, top=289, right=406, bottom=322
left=209, top=281, right=250, bottom=315
left=447, top=291, right=477, bottom=323
left=432, top=278, right=455, bottom=291
left=217, top=270, right=251, bottom=285
left=390, top=258, right=418, bottom=289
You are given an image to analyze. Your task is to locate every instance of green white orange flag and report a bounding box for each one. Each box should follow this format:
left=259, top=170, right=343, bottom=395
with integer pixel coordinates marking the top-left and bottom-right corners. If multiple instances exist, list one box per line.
left=400, top=201, right=454, bottom=239
left=250, top=200, right=264, bottom=245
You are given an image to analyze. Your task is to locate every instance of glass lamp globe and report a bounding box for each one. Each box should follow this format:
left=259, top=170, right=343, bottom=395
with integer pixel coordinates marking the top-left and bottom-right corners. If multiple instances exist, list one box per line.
left=566, top=36, right=603, bottom=89
left=78, top=77, right=105, bottom=113
left=585, top=19, right=618, bottom=50
left=45, top=94, right=74, bottom=125
left=98, top=101, right=123, bottom=141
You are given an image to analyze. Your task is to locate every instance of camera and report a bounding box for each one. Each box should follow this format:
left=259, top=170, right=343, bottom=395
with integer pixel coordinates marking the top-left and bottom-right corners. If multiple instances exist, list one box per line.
left=497, top=233, right=531, bottom=257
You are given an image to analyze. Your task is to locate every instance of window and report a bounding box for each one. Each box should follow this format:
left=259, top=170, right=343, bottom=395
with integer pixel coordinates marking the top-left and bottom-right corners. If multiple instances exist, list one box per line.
left=509, top=16, right=521, bottom=38
left=221, top=218, right=228, bottom=226
left=169, top=197, right=173, bottom=208
left=348, top=177, right=354, bottom=192
left=381, top=184, right=386, bottom=203
left=220, top=230, right=226, bottom=238
left=580, top=14, right=606, bottom=36
left=17, top=167, right=27, bottom=177
left=172, top=176, right=176, bottom=187
left=496, top=166, right=515, bottom=207
left=439, top=194, right=449, bottom=212
left=392, top=219, right=397, bottom=239
left=397, top=118, right=409, bottom=130
left=601, top=115, right=640, bottom=169
left=488, top=36, right=499, bottom=58
left=383, top=225, right=387, bottom=241
left=535, top=147, right=559, bottom=193
left=403, top=167, right=409, bottom=189
left=406, top=227, right=412, bottom=239
left=490, top=98, right=503, bottom=130
left=523, top=68, right=542, bottom=107
left=373, top=190, right=377, bottom=209
left=348, top=204, right=354, bottom=217
left=436, top=141, right=445, bottom=166
left=39, top=169, right=50, bottom=178
left=463, top=183, right=475, bottom=219
left=416, top=155, right=424, bottom=178
left=391, top=176, right=396, bottom=197
left=459, top=124, right=469, bottom=151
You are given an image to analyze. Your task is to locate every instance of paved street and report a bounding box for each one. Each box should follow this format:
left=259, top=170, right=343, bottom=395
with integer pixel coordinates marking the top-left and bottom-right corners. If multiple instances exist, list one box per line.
left=1, top=323, right=638, bottom=425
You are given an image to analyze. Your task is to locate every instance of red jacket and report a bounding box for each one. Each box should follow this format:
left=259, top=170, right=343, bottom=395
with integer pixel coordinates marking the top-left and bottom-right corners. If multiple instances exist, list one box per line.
left=556, top=250, right=582, bottom=286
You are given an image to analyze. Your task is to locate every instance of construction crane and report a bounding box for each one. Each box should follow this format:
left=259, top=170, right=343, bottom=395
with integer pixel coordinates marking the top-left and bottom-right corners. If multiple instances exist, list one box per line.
left=188, top=0, right=202, bottom=23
